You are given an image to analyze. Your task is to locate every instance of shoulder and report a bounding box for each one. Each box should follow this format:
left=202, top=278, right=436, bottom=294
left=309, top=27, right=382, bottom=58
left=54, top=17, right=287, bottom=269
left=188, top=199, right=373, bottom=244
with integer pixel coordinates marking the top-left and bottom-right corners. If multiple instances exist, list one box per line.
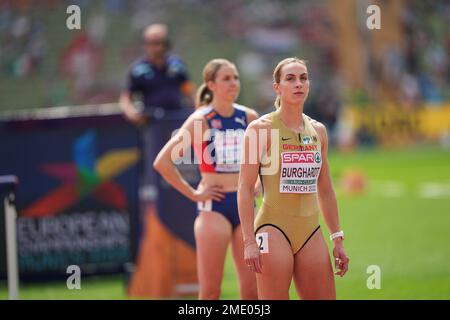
left=306, top=115, right=328, bottom=143
left=167, top=55, right=188, bottom=73
left=195, top=105, right=214, bottom=118
left=129, top=58, right=152, bottom=77
left=234, top=103, right=259, bottom=122
left=167, top=54, right=185, bottom=64
left=130, top=57, right=147, bottom=67
left=186, top=106, right=212, bottom=122
left=192, top=106, right=210, bottom=118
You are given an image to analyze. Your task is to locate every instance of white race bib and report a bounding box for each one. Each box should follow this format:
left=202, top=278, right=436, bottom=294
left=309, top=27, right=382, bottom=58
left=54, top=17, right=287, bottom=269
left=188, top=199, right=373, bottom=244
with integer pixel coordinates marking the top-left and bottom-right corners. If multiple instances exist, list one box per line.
left=214, top=130, right=244, bottom=172
left=279, top=151, right=322, bottom=194
left=256, top=232, right=269, bottom=254
left=197, top=199, right=212, bottom=212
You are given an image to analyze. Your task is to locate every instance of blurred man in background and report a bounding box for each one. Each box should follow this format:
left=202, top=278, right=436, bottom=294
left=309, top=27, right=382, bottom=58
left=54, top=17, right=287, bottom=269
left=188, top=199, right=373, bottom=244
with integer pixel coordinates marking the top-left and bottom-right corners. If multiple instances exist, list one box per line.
left=119, top=23, right=194, bottom=124
left=119, top=24, right=198, bottom=297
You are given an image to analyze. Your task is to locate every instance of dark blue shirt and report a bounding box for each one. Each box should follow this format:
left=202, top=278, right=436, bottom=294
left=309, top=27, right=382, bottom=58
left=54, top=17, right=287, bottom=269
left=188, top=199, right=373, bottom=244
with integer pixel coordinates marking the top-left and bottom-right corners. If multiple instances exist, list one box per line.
left=126, top=55, right=189, bottom=111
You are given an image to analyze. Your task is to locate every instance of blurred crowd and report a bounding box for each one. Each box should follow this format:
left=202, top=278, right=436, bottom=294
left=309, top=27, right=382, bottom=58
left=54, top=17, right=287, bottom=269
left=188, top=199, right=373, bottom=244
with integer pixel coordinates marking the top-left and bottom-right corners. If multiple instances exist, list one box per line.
left=399, top=0, right=449, bottom=107
left=0, top=0, right=448, bottom=141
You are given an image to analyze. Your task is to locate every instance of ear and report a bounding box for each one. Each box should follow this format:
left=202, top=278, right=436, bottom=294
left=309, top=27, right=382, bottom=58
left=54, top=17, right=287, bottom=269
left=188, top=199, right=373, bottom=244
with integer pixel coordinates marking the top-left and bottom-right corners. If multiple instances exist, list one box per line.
left=207, top=80, right=215, bottom=92
left=273, top=82, right=280, bottom=95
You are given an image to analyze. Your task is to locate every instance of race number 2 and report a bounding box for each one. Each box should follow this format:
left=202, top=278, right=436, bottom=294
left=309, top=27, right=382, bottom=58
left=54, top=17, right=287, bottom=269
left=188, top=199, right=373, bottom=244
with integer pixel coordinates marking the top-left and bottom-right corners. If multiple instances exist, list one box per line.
left=256, top=232, right=269, bottom=253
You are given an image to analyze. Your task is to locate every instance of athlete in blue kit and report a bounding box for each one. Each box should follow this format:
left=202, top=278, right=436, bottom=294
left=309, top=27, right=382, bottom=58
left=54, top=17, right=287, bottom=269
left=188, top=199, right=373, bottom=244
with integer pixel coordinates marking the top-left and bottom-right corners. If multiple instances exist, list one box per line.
left=154, top=59, right=259, bottom=300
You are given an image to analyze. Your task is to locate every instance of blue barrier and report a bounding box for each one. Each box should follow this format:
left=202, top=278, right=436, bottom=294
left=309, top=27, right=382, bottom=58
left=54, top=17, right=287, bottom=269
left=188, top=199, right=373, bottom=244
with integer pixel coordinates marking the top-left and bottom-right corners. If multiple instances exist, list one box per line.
left=0, top=104, right=199, bottom=285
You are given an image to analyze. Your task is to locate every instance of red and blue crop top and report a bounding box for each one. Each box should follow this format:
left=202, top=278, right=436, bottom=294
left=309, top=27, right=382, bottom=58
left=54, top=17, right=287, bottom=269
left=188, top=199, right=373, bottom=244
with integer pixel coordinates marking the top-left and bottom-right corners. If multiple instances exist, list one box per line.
left=194, top=103, right=248, bottom=173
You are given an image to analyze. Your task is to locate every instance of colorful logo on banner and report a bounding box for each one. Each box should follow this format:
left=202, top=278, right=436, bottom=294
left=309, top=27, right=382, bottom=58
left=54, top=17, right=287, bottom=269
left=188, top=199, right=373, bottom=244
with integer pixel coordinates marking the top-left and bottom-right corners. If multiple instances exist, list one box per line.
left=21, top=130, right=140, bottom=217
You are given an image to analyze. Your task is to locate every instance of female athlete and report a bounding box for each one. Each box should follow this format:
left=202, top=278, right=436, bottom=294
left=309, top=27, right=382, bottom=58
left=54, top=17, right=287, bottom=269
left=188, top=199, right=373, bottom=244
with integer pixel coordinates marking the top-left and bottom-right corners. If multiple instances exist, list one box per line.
left=238, top=57, right=349, bottom=300
left=154, top=59, right=259, bottom=299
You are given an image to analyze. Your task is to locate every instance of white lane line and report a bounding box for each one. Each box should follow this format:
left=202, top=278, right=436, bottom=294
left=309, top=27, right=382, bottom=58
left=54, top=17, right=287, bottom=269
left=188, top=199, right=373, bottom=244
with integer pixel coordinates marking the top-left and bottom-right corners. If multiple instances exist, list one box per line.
left=349, top=180, right=450, bottom=199
left=419, top=182, right=450, bottom=199
left=370, top=181, right=407, bottom=198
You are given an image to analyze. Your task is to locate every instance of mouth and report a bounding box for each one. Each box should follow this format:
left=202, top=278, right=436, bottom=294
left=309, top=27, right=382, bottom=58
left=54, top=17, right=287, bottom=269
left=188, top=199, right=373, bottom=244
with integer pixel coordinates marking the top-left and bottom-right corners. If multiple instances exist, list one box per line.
left=294, top=92, right=304, bottom=96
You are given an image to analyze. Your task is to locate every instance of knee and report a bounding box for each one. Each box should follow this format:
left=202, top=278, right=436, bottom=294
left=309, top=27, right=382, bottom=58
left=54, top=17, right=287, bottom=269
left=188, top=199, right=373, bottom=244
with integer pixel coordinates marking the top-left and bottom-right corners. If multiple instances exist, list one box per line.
left=199, top=286, right=221, bottom=300
left=239, top=277, right=258, bottom=300
left=240, top=286, right=258, bottom=300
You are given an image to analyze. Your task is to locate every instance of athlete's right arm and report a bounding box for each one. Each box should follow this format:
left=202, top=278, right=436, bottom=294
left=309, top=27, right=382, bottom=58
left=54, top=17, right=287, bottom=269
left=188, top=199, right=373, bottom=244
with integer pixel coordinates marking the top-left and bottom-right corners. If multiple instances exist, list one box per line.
left=153, top=113, right=225, bottom=202
left=238, top=119, right=268, bottom=273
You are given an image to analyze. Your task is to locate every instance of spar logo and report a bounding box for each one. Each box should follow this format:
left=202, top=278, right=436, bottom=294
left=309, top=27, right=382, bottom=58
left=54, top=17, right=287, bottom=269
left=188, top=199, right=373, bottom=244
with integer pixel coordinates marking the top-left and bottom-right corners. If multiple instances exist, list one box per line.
left=315, top=152, right=321, bottom=163
left=282, top=152, right=315, bottom=163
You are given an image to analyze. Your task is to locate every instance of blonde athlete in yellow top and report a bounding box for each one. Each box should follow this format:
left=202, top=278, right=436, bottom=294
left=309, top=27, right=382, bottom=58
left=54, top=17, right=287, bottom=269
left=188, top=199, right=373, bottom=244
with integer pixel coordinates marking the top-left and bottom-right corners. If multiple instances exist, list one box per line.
left=238, top=57, right=349, bottom=300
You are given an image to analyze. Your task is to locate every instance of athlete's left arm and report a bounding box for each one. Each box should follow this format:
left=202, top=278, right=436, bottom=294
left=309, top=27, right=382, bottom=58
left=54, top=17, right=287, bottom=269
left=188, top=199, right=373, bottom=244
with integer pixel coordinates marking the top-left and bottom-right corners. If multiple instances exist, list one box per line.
left=315, top=122, right=350, bottom=277
left=245, top=109, right=262, bottom=196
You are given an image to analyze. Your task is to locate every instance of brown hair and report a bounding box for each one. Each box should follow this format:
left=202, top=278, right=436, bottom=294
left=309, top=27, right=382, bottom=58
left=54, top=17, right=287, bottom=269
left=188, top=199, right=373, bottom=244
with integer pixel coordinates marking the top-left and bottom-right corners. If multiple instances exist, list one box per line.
left=195, top=58, right=235, bottom=108
left=273, top=57, right=307, bottom=108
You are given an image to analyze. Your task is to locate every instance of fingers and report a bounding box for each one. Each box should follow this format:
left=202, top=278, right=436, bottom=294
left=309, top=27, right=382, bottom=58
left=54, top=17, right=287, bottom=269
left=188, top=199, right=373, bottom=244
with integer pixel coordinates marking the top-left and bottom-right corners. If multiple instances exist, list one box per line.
left=247, top=256, right=262, bottom=274
left=245, top=245, right=262, bottom=274
left=246, top=258, right=254, bottom=272
left=334, top=258, right=342, bottom=276
left=207, top=185, right=226, bottom=201
left=340, top=256, right=349, bottom=276
left=208, top=186, right=225, bottom=197
left=210, top=192, right=225, bottom=201
left=254, top=254, right=262, bottom=273
left=196, top=184, right=226, bottom=201
left=127, top=112, right=146, bottom=125
left=334, top=254, right=350, bottom=277
left=253, top=185, right=261, bottom=197
left=135, top=118, right=147, bottom=126
left=209, top=190, right=225, bottom=201
left=248, top=253, right=262, bottom=274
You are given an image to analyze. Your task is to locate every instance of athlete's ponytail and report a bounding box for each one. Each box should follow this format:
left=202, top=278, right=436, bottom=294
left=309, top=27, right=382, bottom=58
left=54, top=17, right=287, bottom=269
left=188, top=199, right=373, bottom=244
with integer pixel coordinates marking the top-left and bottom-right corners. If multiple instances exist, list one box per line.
left=195, top=84, right=213, bottom=108
left=195, top=58, right=236, bottom=109
left=273, top=57, right=307, bottom=109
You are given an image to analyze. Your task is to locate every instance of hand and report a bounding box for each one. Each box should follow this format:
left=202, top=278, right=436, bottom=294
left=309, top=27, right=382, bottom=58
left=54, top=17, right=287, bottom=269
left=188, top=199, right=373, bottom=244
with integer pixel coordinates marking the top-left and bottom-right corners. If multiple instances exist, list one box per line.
left=193, top=183, right=225, bottom=202
left=244, top=240, right=263, bottom=273
left=124, top=109, right=147, bottom=126
left=333, top=240, right=349, bottom=277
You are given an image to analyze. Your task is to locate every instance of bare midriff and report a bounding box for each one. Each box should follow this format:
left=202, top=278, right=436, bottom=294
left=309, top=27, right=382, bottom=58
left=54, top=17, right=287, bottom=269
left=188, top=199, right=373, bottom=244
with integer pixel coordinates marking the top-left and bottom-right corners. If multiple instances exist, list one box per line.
left=200, top=172, right=239, bottom=192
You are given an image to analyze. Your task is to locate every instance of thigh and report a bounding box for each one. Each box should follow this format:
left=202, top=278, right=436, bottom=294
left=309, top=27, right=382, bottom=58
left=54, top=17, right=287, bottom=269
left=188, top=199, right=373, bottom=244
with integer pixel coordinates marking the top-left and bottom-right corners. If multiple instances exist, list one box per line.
left=194, top=211, right=232, bottom=290
left=255, top=226, right=293, bottom=300
left=293, top=228, right=336, bottom=300
left=230, top=225, right=258, bottom=299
